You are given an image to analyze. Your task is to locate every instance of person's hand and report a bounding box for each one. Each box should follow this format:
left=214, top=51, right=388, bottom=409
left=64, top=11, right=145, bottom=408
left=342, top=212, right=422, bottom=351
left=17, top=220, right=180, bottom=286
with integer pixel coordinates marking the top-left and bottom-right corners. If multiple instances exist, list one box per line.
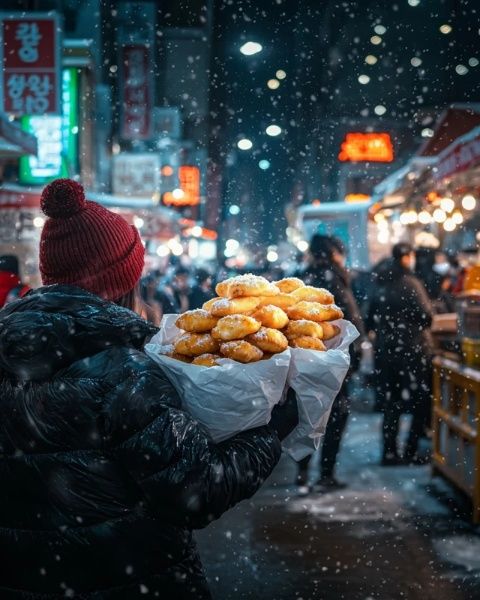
left=269, top=388, right=299, bottom=441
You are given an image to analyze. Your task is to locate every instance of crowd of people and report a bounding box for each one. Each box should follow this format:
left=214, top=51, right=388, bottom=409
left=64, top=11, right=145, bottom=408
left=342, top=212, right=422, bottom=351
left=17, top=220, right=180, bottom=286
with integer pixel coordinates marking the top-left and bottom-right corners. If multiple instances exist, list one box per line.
left=0, top=177, right=475, bottom=597
left=84, top=232, right=464, bottom=493
left=0, top=227, right=467, bottom=497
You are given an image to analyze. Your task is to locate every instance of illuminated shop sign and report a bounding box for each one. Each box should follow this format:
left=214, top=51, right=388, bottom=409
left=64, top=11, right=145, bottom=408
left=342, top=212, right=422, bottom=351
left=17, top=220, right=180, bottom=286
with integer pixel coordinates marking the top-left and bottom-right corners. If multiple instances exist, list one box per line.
left=338, top=132, right=394, bottom=163
left=19, top=67, right=78, bottom=184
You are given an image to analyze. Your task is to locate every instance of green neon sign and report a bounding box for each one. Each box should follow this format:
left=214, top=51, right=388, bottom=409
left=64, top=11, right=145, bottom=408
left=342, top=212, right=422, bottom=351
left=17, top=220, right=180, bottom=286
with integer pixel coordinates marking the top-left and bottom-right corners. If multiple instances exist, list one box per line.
left=19, top=68, right=78, bottom=184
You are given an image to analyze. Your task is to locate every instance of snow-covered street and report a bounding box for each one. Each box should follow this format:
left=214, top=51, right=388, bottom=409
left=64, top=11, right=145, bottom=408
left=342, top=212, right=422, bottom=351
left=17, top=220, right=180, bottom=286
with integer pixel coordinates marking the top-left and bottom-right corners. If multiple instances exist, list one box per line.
left=197, top=411, right=480, bottom=600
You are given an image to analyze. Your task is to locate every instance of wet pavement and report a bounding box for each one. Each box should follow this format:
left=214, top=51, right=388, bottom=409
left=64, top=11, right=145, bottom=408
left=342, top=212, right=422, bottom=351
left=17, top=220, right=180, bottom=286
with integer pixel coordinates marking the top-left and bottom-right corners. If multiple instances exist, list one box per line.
left=196, top=411, right=480, bottom=600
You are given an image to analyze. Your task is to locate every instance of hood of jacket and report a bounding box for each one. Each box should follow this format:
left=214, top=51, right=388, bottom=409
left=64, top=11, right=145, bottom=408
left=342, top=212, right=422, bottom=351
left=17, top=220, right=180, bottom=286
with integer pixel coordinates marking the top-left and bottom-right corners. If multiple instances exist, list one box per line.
left=0, top=284, right=157, bottom=381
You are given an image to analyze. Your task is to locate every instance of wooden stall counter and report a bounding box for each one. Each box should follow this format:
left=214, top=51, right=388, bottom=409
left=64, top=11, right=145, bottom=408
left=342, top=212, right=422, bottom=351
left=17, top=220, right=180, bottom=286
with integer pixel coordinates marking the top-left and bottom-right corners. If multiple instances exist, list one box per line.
left=432, top=355, right=480, bottom=523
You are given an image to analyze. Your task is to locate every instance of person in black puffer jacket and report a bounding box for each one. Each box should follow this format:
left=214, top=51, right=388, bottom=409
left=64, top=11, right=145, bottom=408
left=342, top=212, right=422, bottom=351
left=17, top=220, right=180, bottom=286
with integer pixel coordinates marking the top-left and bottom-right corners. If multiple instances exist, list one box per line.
left=366, top=243, right=435, bottom=465
left=0, top=179, right=296, bottom=599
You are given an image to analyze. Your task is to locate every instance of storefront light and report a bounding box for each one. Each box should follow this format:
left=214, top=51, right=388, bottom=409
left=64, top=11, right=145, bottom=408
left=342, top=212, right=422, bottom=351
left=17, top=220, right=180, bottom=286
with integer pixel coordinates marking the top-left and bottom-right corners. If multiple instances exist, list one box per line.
left=172, top=188, right=185, bottom=200
left=156, top=245, right=170, bottom=257
left=377, top=230, right=389, bottom=244
left=133, top=216, right=144, bottom=229
left=229, top=204, right=240, bottom=215
left=297, top=240, right=308, bottom=252
left=400, top=211, right=410, bottom=225
left=443, top=218, right=456, bottom=232
left=462, top=194, right=476, bottom=210
left=418, top=210, right=432, bottom=224
left=452, top=210, right=464, bottom=225
left=226, top=238, right=240, bottom=251
left=191, top=225, right=203, bottom=237
left=33, top=216, right=45, bottom=228
left=440, top=197, right=455, bottom=213
left=433, top=208, right=447, bottom=223
left=267, top=250, right=279, bottom=262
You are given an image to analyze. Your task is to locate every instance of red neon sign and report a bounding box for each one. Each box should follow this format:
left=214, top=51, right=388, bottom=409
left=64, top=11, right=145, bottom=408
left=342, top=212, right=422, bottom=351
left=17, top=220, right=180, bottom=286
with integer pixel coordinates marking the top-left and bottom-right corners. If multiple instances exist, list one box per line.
left=338, top=133, right=394, bottom=162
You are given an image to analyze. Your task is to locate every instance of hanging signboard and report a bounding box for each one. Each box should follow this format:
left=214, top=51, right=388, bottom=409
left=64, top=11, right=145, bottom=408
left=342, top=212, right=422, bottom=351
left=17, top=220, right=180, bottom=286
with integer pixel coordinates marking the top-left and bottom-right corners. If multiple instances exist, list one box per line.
left=163, top=166, right=201, bottom=207
left=0, top=12, right=61, bottom=115
left=338, top=132, right=394, bottom=163
left=112, top=153, right=160, bottom=198
left=119, top=44, right=153, bottom=140
left=19, top=68, right=78, bottom=184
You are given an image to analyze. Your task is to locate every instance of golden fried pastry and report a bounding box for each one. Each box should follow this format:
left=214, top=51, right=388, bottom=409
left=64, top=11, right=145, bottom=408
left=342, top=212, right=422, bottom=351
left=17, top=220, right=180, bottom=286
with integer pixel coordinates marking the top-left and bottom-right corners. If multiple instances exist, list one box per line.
left=247, top=327, right=288, bottom=354
left=320, top=322, right=341, bottom=341
left=202, top=297, right=222, bottom=311
left=158, top=345, right=193, bottom=363
left=210, top=296, right=261, bottom=317
left=290, top=336, right=326, bottom=351
left=216, top=274, right=279, bottom=298
left=220, top=340, right=263, bottom=363
left=253, top=305, right=289, bottom=330
left=176, top=309, right=218, bottom=333
left=257, top=293, right=297, bottom=310
left=174, top=333, right=219, bottom=357
left=192, top=353, right=221, bottom=367
left=291, top=285, right=334, bottom=304
left=276, top=277, right=305, bottom=294
left=287, top=301, right=343, bottom=323
left=285, top=319, right=324, bottom=340
left=211, top=314, right=261, bottom=341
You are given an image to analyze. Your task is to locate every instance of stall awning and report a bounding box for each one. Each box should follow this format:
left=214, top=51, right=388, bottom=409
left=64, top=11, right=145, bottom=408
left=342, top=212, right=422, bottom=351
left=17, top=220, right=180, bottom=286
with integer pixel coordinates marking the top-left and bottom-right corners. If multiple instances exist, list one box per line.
left=0, top=185, right=41, bottom=208
left=0, top=114, right=37, bottom=158
left=417, top=105, right=480, bottom=158
left=433, top=125, right=480, bottom=183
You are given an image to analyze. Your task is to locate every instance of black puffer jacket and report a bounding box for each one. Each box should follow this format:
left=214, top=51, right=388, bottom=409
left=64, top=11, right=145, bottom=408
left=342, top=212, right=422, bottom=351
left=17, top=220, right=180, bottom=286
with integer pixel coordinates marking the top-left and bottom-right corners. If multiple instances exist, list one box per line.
left=366, top=263, right=435, bottom=371
left=0, top=286, right=281, bottom=599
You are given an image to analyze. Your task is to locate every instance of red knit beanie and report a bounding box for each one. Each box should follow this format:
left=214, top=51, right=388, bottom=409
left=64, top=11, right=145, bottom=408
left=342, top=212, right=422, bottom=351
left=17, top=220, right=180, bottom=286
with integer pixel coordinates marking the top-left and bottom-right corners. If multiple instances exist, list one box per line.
left=39, top=178, right=144, bottom=301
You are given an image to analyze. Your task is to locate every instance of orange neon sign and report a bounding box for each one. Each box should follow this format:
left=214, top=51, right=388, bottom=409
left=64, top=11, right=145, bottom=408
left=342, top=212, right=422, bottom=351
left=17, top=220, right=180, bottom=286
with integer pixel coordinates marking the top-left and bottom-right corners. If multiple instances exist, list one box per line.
left=163, top=165, right=200, bottom=206
left=338, top=133, right=394, bottom=163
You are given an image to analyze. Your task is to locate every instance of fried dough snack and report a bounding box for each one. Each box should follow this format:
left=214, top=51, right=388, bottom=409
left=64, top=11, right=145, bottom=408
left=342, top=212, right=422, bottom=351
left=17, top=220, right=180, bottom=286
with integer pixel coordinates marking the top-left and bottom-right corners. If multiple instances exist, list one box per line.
left=174, top=333, right=219, bottom=357
left=247, top=327, right=288, bottom=354
left=216, top=274, right=279, bottom=298
left=285, top=319, right=324, bottom=340
left=211, top=314, right=261, bottom=341
left=320, top=322, right=341, bottom=341
left=257, top=293, right=297, bottom=310
left=287, top=301, right=343, bottom=323
left=253, top=305, right=289, bottom=329
left=202, top=297, right=222, bottom=311
left=291, top=285, right=334, bottom=305
left=276, top=277, right=305, bottom=294
left=220, top=340, right=263, bottom=363
left=176, top=309, right=218, bottom=333
left=210, top=296, right=261, bottom=317
left=290, top=336, right=326, bottom=351
left=192, top=353, right=221, bottom=367
left=158, top=345, right=193, bottom=363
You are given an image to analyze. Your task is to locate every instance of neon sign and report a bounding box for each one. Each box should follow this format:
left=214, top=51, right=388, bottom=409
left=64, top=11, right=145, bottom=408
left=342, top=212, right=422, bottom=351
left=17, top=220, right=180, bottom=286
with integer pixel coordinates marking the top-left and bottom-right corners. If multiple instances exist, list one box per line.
left=338, top=133, right=394, bottom=163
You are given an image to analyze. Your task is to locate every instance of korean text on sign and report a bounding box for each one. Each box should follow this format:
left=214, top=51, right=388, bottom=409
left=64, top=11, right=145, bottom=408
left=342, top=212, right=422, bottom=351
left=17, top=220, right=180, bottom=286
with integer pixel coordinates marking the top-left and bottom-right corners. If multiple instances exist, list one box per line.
left=0, top=13, right=61, bottom=115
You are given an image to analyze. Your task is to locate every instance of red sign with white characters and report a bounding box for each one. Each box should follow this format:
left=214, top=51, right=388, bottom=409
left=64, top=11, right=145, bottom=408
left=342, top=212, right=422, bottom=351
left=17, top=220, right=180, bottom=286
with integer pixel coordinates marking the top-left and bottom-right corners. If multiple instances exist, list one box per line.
left=0, top=13, right=61, bottom=115
left=120, top=44, right=152, bottom=140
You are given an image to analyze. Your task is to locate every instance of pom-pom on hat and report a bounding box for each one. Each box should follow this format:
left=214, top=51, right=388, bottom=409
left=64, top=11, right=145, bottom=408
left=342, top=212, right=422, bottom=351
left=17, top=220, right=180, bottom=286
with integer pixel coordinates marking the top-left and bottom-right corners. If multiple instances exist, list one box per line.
left=39, top=178, right=144, bottom=301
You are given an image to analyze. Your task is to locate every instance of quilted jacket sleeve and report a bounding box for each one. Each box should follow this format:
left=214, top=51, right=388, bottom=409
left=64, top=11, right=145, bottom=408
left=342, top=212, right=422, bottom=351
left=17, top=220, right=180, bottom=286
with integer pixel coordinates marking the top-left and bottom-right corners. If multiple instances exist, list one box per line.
left=102, top=349, right=282, bottom=529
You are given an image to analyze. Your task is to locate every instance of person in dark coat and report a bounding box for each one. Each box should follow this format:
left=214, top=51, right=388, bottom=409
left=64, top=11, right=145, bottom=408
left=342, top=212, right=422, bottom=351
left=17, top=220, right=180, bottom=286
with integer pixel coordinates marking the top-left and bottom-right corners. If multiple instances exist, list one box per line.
left=366, top=242, right=435, bottom=465
left=0, top=178, right=296, bottom=599
left=296, top=235, right=365, bottom=490
left=188, top=268, right=215, bottom=310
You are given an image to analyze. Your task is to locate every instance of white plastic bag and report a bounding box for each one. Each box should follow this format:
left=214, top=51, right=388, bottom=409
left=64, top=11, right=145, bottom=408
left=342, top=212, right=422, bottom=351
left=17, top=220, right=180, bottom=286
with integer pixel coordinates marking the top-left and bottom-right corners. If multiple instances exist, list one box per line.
left=282, top=319, right=360, bottom=460
left=145, top=314, right=291, bottom=442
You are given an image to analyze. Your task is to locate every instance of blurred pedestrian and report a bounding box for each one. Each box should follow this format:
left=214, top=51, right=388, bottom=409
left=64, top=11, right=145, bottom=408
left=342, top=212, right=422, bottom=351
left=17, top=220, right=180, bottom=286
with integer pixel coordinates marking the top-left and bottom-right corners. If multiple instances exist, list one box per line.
left=367, top=242, right=434, bottom=465
left=0, top=255, right=30, bottom=308
left=189, top=268, right=215, bottom=309
left=172, top=265, right=191, bottom=313
left=296, top=234, right=365, bottom=490
left=0, top=178, right=297, bottom=599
